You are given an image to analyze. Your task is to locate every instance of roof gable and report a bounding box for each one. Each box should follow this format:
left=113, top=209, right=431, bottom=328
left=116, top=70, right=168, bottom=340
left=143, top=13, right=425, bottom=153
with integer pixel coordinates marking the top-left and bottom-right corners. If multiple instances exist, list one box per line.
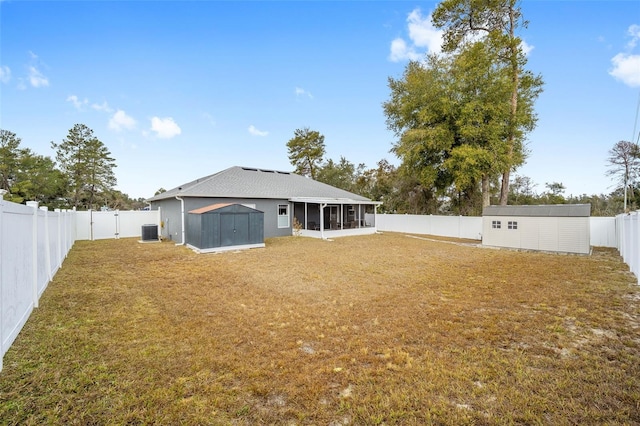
left=148, top=166, right=372, bottom=202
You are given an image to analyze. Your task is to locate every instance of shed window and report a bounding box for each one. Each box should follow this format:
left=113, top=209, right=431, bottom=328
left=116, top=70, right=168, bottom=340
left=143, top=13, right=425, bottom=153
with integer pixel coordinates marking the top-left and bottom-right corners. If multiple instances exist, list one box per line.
left=277, top=204, right=289, bottom=228
left=492, top=220, right=501, bottom=229
left=508, top=221, right=518, bottom=230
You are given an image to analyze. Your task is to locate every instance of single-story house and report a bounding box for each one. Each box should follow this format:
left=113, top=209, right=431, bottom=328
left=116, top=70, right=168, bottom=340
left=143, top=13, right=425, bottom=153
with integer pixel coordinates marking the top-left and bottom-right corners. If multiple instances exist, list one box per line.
left=146, top=166, right=381, bottom=244
left=482, top=204, right=591, bottom=254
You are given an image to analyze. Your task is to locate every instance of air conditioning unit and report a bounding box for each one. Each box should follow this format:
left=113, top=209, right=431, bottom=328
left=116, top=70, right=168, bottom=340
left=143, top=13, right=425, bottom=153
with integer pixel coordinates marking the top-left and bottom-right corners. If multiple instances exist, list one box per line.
left=141, top=224, right=159, bottom=241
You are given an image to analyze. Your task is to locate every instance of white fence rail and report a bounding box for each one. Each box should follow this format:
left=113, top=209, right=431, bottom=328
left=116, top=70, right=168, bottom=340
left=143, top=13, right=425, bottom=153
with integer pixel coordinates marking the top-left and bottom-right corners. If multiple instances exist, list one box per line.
left=75, top=210, right=161, bottom=241
left=374, top=213, right=618, bottom=248
left=1, top=202, right=161, bottom=371
left=616, top=212, right=640, bottom=284
left=1, top=201, right=76, bottom=371
left=374, top=214, right=485, bottom=241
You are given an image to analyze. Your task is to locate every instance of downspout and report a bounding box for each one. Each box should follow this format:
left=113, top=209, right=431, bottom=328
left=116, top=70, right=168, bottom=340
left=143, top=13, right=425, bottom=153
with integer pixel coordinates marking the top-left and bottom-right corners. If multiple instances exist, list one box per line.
left=175, top=196, right=185, bottom=245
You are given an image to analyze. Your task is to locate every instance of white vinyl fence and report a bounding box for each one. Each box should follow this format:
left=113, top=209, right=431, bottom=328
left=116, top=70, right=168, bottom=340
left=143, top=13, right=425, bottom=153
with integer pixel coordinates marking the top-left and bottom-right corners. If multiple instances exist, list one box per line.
left=75, top=209, right=161, bottom=240
left=616, top=212, right=640, bottom=284
left=374, top=213, right=618, bottom=249
left=374, top=214, right=484, bottom=241
left=0, top=201, right=76, bottom=371
left=1, top=202, right=161, bottom=371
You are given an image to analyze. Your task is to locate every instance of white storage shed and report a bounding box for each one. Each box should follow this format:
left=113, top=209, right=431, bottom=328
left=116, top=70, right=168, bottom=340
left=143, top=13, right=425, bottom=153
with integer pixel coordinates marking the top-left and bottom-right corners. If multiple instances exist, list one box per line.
left=482, top=204, right=591, bottom=254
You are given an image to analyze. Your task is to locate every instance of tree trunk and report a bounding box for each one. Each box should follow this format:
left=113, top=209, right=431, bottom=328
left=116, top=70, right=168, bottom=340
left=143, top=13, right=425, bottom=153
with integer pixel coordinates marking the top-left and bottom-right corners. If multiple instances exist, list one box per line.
left=499, top=5, right=520, bottom=206
left=482, top=175, right=490, bottom=207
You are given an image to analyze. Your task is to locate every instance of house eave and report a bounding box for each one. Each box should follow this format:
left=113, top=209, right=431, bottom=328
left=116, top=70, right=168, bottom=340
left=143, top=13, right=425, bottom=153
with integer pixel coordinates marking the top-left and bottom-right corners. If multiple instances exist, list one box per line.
left=289, top=197, right=382, bottom=205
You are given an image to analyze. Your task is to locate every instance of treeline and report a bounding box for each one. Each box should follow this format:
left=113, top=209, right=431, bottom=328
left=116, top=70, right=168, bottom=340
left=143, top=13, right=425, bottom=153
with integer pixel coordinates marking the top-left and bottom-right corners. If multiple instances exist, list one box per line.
left=0, top=125, right=146, bottom=211
left=286, top=129, right=625, bottom=216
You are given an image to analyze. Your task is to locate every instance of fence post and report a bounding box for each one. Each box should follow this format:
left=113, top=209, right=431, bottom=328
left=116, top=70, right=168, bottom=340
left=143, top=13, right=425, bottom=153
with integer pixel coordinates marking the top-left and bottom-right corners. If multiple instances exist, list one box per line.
left=40, top=206, right=52, bottom=284
left=26, top=201, right=39, bottom=308
left=0, top=199, right=4, bottom=371
left=55, top=209, right=62, bottom=271
left=635, top=213, right=640, bottom=284
left=115, top=210, right=120, bottom=239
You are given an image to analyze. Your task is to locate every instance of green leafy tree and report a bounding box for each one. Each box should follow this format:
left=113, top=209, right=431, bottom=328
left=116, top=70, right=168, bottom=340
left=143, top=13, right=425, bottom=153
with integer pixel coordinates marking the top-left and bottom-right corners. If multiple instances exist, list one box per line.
left=12, top=151, right=68, bottom=207
left=0, top=129, right=23, bottom=193
left=315, top=156, right=365, bottom=193
left=384, top=56, right=456, bottom=213
left=0, top=129, right=67, bottom=207
left=286, top=127, right=325, bottom=179
left=446, top=41, right=518, bottom=208
left=101, top=190, right=147, bottom=210
left=433, top=0, right=543, bottom=205
left=384, top=41, right=530, bottom=213
left=355, top=159, right=397, bottom=205
left=52, top=124, right=117, bottom=210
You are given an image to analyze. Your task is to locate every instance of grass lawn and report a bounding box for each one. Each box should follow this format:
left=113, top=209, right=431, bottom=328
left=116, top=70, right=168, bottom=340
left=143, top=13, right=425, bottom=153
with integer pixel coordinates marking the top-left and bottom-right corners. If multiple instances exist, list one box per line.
left=1, top=233, right=639, bottom=425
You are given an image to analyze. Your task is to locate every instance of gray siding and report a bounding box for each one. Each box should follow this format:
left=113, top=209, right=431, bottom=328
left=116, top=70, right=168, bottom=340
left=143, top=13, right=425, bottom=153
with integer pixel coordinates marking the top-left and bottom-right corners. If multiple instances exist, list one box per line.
left=151, top=197, right=290, bottom=244
left=153, top=198, right=183, bottom=242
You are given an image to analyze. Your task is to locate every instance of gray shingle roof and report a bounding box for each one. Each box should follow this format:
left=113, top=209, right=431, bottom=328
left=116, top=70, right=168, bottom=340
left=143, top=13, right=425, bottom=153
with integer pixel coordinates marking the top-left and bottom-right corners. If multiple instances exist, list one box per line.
left=482, top=204, right=591, bottom=217
left=147, top=166, right=372, bottom=202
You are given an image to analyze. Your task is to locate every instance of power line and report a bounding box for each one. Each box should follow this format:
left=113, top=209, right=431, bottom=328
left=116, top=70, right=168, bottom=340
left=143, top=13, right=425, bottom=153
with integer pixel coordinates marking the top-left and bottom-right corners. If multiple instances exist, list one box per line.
left=634, top=90, right=640, bottom=146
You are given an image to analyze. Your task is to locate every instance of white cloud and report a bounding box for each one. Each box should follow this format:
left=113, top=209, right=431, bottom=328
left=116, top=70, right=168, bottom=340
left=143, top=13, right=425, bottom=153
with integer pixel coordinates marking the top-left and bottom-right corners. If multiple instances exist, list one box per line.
left=66, top=95, right=88, bottom=110
left=627, top=24, right=640, bottom=49
left=406, top=9, right=443, bottom=54
left=150, top=116, right=181, bottom=139
left=610, top=24, right=640, bottom=88
left=389, top=38, right=420, bottom=62
left=389, top=8, right=443, bottom=62
left=295, top=87, right=313, bottom=99
left=389, top=8, right=535, bottom=62
left=109, top=109, right=137, bottom=131
left=610, top=53, right=640, bottom=87
left=28, top=65, right=48, bottom=88
left=248, top=125, right=269, bottom=137
left=520, top=39, right=534, bottom=56
left=0, top=66, right=11, bottom=83
left=92, top=101, right=113, bottom=113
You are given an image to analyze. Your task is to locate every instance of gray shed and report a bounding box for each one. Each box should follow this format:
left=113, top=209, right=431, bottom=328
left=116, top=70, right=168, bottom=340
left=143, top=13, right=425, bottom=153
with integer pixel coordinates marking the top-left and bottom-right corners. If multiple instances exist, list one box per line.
left=186, top=203, right=265, bottom=253
left=482, top=204, right=591, bottom=254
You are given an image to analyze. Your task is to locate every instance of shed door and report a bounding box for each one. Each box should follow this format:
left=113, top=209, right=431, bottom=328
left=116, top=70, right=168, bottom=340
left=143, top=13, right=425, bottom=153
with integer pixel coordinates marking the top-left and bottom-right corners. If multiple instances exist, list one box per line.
left=220, top=213, right=250, bottom=247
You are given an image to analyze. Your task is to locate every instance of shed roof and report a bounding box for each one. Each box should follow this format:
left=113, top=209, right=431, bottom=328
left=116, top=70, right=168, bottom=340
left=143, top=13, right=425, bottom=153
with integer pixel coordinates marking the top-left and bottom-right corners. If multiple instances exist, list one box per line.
left=147, top=166, right=374, bottom=203
left=188, top=203, right=232, bottom=214
left=483, top=204, right=591, bottom=217
left=189, top=203, right=263, bottom=215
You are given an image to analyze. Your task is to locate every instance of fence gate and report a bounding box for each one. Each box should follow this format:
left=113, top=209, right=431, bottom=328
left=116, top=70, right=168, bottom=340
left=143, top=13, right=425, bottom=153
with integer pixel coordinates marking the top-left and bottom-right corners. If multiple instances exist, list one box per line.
left=75, top=210, right=160, bottom=240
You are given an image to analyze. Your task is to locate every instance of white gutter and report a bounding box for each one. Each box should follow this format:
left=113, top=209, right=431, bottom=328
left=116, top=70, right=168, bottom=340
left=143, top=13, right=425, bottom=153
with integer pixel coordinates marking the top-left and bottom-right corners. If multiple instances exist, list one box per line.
left=175, top=196, right=186, bottom=245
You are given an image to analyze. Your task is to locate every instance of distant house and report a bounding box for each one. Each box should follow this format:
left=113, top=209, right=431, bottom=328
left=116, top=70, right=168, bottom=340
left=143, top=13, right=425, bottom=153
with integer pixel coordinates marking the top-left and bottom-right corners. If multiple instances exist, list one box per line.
left=147, top=166, right=381, bottom=244
left=482, top=204, right=591, bottom=254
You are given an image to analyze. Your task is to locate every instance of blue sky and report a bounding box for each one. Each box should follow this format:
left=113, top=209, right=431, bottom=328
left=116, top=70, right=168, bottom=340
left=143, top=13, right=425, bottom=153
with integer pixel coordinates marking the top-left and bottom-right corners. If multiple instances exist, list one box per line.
left=1, top=1, right=639, bottom=200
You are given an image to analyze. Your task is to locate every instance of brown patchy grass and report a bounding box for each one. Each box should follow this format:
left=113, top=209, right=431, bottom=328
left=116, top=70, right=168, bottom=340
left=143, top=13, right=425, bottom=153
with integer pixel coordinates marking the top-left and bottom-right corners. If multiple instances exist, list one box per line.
left=1, top=233, right=639, bottom=425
